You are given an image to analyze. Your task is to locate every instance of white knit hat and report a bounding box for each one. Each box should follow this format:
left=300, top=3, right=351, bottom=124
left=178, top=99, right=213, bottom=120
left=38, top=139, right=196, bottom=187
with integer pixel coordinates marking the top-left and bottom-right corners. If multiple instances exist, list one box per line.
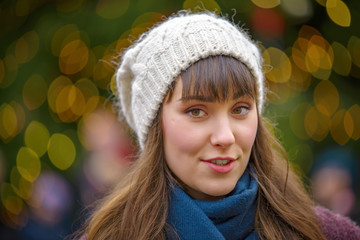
left=115, top=11, right=265, bottom=150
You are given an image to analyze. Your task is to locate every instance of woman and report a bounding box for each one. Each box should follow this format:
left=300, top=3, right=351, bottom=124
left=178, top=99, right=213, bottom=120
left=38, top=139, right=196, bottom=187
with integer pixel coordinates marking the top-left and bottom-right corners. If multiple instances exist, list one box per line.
left=81, top=11, right=360, bottom=239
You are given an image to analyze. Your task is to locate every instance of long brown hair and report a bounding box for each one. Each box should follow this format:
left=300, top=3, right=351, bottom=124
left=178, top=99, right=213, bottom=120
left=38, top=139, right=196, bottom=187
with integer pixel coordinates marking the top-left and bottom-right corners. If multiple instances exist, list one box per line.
left=80, top=56, right=325, bottom=239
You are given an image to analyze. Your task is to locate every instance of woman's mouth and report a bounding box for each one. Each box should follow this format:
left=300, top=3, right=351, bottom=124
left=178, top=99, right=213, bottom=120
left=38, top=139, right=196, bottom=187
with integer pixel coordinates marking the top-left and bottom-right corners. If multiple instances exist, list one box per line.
left=202, top=157, right=236, bottom=173
left=209, top=159, right=231, bottom=166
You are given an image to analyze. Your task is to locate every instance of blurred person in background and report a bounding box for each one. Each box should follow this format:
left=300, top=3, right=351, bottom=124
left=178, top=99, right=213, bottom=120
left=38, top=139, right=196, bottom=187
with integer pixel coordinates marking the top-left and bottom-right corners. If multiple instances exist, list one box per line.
left=78, top=108, right=136, bottom=207
left=21, top=171, right=74, bottom=240
left=311, top=146, right=360, bottom=224
left=74, top=11, right=360, bottom=240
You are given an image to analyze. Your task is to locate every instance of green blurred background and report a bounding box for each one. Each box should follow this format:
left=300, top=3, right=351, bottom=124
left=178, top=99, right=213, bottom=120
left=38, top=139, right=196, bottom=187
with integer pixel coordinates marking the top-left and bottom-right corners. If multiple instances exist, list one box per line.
left=0, top=0, right=359, bottom=239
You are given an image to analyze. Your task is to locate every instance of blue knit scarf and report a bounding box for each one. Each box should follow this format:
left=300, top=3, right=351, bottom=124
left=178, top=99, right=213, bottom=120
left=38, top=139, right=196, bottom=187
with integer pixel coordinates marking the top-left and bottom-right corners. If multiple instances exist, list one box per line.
left=166, top=167, right=259, bottom=240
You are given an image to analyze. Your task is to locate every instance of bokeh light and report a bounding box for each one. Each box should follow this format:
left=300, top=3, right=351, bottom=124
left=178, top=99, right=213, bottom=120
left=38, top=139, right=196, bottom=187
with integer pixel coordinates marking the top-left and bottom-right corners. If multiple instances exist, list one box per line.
left=0, top=54, right=18, bottom=88
left=252, top=8, right=285, bottom=39
left=326, top=0, right=351, bottom=27
left=263, top=47, right=292, bottom=83
left=1, top=183, right=24, bottom=215
left=16, top=147, right=41, bottom=183
left=14, top=30, right=39, bottom=64
left=331, top=41, right=352, bottom=76
left=251, top=0, right=280, bottom=9
left=280, top=0, right=312, bottom=19
left=0, top=103, right=18, bottom=143
left=10, top=167, right=32, bottom=201
left=51, top=24, right=80, bottom=57
left=59, top=39, right=89, bottom=75
left=290, top=102, right=312, bottom=140
left=22, top=74, right=48, bottom=110
left=347, top=104, right=360, bottom=140
left=47, top=133, right=76, bottom=170
left=304, top=106, right=330, bottom=141
left=348, top=36, right=360, bottom=68
left=313, top=80, right=339, bottom=117
left=24, top=121, right=50, bottom=158
left=330, top=109, right=351, bottom=145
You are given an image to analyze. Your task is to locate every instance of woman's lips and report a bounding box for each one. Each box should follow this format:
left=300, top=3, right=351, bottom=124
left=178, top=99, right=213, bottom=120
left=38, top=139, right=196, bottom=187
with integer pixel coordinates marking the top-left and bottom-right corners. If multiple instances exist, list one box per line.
left=202, top=157, right=236, bottom=174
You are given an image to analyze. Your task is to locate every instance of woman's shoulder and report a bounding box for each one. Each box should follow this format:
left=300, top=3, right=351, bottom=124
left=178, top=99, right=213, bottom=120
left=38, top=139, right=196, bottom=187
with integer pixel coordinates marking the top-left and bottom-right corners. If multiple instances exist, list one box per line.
left=314, top=206, right=360, bottom=240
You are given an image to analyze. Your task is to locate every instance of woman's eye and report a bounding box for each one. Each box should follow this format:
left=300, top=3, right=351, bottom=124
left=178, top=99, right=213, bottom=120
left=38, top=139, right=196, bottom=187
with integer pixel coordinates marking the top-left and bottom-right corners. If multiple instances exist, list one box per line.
left=186, top=109, right=206, bottom=117
left=232, top=106, right=249, bottom=115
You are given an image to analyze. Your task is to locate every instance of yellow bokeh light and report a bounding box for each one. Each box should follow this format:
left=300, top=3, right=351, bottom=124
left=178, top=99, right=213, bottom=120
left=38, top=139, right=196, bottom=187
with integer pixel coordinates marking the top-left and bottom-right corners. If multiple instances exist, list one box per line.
left=0, top=103, right=17, bottom=142
left=47, top=133, right=76, bottom=170
left=23, top=74, right=48, bottom=110
left=263, top=47, right=292, bottom=83
left=24, top=121, right=50, bottom=158
left=290, top=102, right=312, bottom=140
left=51, top=24, right=79, bottom=57
left=289, top=60, right=312, bottom=91
left=251, top=0, right=280, bottom=9
left=344, top=111, right=354, bottom=140
left=16, top=147, right=41, bottom=183
left=347, top=36, right=360, bottom=68
left=347, top=104, right=360, bottom=140
left=305, top=35, right=333, bottom=79
left=292, top=43, right=308, bottom=72
left=326, top=0, right=351, bottom=27
left=9, top=101, right=26, bottom=136
left=304, top=106, right=330, bottom=141
left=266, top=82, right=290, bottom=104
left=183, top=0, right=221, bottom=13
left=59, top=39, right=89, bottom=75
left=55, top=85, right=86, bottom=122
left=331, top=41, right=351, bottom=76
left=330, top=109, right=350, bottom=145
left=1, top=183, right=24, bottom=215
left=0, top=101, right=25, bottom=142
left=298, top=25, right=322, bottom=44
left=85, top=96, right=101, bottom=115
left=47, top=75, right=73, bottom=112
left=1, top=54, right=18, bottom=88
left=96, top=0, right=130, bottom=19
left=93, top=60, right=113, bottom=90
left=10, top=167, right=32, bottom=200
left=313, top=80, right=339, bottom=116
left=75, top=78, right=100, bottom=114
left=15, top=30, right=39, bottom=64
left=306, top=37, right=332, bottom=69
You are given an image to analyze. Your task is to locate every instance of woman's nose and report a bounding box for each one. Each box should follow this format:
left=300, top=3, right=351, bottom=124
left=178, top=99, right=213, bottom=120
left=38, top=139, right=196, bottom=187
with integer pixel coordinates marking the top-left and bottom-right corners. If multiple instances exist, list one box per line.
left=209, top=117, right=236, bottom=148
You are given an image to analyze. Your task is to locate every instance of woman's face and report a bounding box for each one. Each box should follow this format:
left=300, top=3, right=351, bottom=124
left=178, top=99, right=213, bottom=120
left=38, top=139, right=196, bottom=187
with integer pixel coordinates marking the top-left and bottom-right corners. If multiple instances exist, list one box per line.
left=161, top=79, right=258, bottom=201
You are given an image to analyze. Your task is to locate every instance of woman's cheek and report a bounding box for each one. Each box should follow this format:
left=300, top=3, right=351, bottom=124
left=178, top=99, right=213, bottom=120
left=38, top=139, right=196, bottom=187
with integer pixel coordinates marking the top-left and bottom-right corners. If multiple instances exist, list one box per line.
left=166, top=118, right=204, bottom=152
left=236, top=121, right=258, bottom=149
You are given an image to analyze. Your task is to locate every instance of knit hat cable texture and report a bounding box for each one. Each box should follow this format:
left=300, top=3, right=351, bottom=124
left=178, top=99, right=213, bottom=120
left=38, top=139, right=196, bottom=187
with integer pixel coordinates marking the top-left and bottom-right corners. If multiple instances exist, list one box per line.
left=115, top=12, right=265, bottom=150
